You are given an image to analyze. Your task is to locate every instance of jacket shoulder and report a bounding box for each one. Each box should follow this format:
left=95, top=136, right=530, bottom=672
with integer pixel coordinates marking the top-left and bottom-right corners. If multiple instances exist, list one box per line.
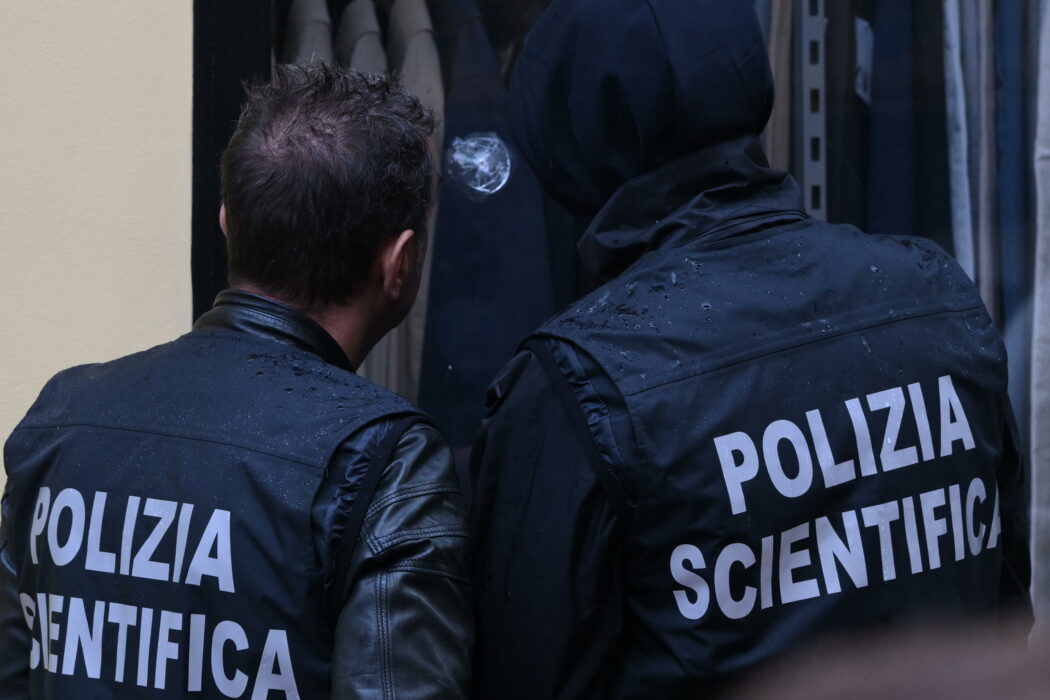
left=13, top=341, right=173, bottom=430
left=534, top=221, right=989, bottom=398
left=10, top=332, right=424, bottom=470
left=485, top=339, right=639, bottom=507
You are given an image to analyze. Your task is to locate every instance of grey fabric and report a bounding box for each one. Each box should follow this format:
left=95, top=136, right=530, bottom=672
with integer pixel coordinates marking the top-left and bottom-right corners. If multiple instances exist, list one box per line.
left=335, top=0, right=388, bottom=74
left=386, top=0, right=444, bottom=174
left=1031, top=0, right=1050, bottom=636
left=943, top=0, right=976, bottom=279
left=348, top=0, right=393, bottom=392
left=965, top=0, right=1001, bottom=321
left=360, top=0, right=445, bottom=402
left=284, top=0, right=334, bottom=65
left=753, top=0, right=772, bottom=42
left=766, top=0, right=793, bottom=172
left=356, top=322, right=395, bottom=394
left=960, top=0, right=981, bottom=207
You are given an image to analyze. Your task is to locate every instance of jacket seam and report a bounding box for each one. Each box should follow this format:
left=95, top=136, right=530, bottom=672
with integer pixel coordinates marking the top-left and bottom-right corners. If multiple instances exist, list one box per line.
left=182, top=328, right=352, bottom=374
left=365, top=481, right=463, bottom=517
left=12, top=423, right=322, bottom=470
left=622, top=302, right=987, bottom=397
left=376, top=572, right=394, bottom=699
left=367, top=526, right=469, bottom=553
left=545, top=340, right=641, bottom=505
left=385, top=562, right=472, bottom=583
left=526, top=341, right=634, bottom=513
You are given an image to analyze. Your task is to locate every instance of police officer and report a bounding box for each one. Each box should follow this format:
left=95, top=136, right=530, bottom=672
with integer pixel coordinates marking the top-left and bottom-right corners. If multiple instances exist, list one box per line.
left=0, top=65, right=471, bottom=698
left=471, top=1, right=1031, bottom=697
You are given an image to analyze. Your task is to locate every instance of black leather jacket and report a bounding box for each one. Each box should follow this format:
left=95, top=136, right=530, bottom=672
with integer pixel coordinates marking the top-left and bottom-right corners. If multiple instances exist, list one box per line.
left=0, top=290, right=472, bottom=699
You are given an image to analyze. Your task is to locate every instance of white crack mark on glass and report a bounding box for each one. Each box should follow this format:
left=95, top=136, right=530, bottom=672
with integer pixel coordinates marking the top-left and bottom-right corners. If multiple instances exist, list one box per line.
left=446, top=132, right=512, bottom=196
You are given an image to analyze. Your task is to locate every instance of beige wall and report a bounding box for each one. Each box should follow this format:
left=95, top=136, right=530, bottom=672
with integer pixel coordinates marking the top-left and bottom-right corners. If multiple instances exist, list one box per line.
left=0, top=1, right=193, bottom=487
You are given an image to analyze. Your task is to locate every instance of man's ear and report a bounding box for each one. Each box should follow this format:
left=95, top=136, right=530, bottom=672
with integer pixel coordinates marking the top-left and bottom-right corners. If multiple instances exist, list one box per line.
left=219, top=204, right=229, bottom=238
left=379, top=229, right=417, bottom=299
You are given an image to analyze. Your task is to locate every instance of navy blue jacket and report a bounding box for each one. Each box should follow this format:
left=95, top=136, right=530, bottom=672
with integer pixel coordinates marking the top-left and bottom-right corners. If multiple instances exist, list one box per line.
left=1, top=291, right=472, bottom=698
left=471, top=1, right=1031, bottom=697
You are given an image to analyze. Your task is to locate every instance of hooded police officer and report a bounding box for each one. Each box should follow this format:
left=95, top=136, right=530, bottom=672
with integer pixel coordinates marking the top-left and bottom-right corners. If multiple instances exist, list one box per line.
left=0, top=65, right=471, bottom=698
left=471, top=1, right=1031, bottom=696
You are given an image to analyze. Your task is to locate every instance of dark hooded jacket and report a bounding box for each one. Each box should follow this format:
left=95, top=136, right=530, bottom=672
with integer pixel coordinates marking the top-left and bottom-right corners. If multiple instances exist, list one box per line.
left=470, top=1, right=1031, bottom=697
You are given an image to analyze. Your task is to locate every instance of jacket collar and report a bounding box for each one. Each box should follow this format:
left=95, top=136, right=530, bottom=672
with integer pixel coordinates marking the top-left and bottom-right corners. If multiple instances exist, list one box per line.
left=193, top=289, right=355, bottom=372
left=577, top=134, right=807, bottom=281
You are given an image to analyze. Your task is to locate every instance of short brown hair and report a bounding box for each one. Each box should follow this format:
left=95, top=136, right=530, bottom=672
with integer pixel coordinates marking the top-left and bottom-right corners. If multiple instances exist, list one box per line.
left=220, top=64, right=435, bottom=308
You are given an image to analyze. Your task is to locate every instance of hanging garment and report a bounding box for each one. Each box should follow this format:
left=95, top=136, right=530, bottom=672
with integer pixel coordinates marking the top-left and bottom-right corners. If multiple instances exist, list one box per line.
left=868, top=1, right=953, bottom=253
left=334, top=0, right=390, bottom=392
left=1032, top=0, right=1050, bottom=634
left=359, top=0, right=445, bottom=402
left=943, top=0, right=976, bottom=279
left=283, top=0, right=334, bottom=64
left=867, top=0, right=914, bottom=239
left=825, top=0, right=871, bottom=229
left=419, top=0, right=559, bottom=448
left=334, top=0, right=387, bottom=74
left=1032, top=0, right=1049, bottom=626
left=344, top=0, right=393, bottom=391
left=914, top=0, right=955, bottom=253
left=753, top=0, right=772, bottom=42
left=959, top=0, right=982, bottom=202
left=765, top=0, right=793, bottom=171
left=960, top=0, right=1001, bottom=322
left=388, top=0, right=445, bottom=151
left=996, top=1, right=1035, bottom=450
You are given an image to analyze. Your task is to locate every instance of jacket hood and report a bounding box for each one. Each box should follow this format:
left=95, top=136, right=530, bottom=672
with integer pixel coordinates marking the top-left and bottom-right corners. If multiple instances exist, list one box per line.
left=509, top=0, right=774, bottom=218
left=578, top=134, right=804, bottom=280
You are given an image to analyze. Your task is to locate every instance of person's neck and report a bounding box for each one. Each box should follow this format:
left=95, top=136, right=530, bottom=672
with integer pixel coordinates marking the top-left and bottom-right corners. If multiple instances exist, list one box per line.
left=234, top=283, right=388, bottom=370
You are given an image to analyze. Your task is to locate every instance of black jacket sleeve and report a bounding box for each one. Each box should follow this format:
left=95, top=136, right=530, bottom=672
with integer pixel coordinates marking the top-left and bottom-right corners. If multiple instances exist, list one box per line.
left=471, top=342, right=634, bottom=698
left=323, top=421, right=473, bottom=699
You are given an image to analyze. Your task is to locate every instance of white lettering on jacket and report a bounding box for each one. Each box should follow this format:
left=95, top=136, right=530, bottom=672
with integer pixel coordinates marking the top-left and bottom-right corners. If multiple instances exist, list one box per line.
left=27, top=490, right=234, bottom=593
left=716, top=374, right=975, bottom=515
